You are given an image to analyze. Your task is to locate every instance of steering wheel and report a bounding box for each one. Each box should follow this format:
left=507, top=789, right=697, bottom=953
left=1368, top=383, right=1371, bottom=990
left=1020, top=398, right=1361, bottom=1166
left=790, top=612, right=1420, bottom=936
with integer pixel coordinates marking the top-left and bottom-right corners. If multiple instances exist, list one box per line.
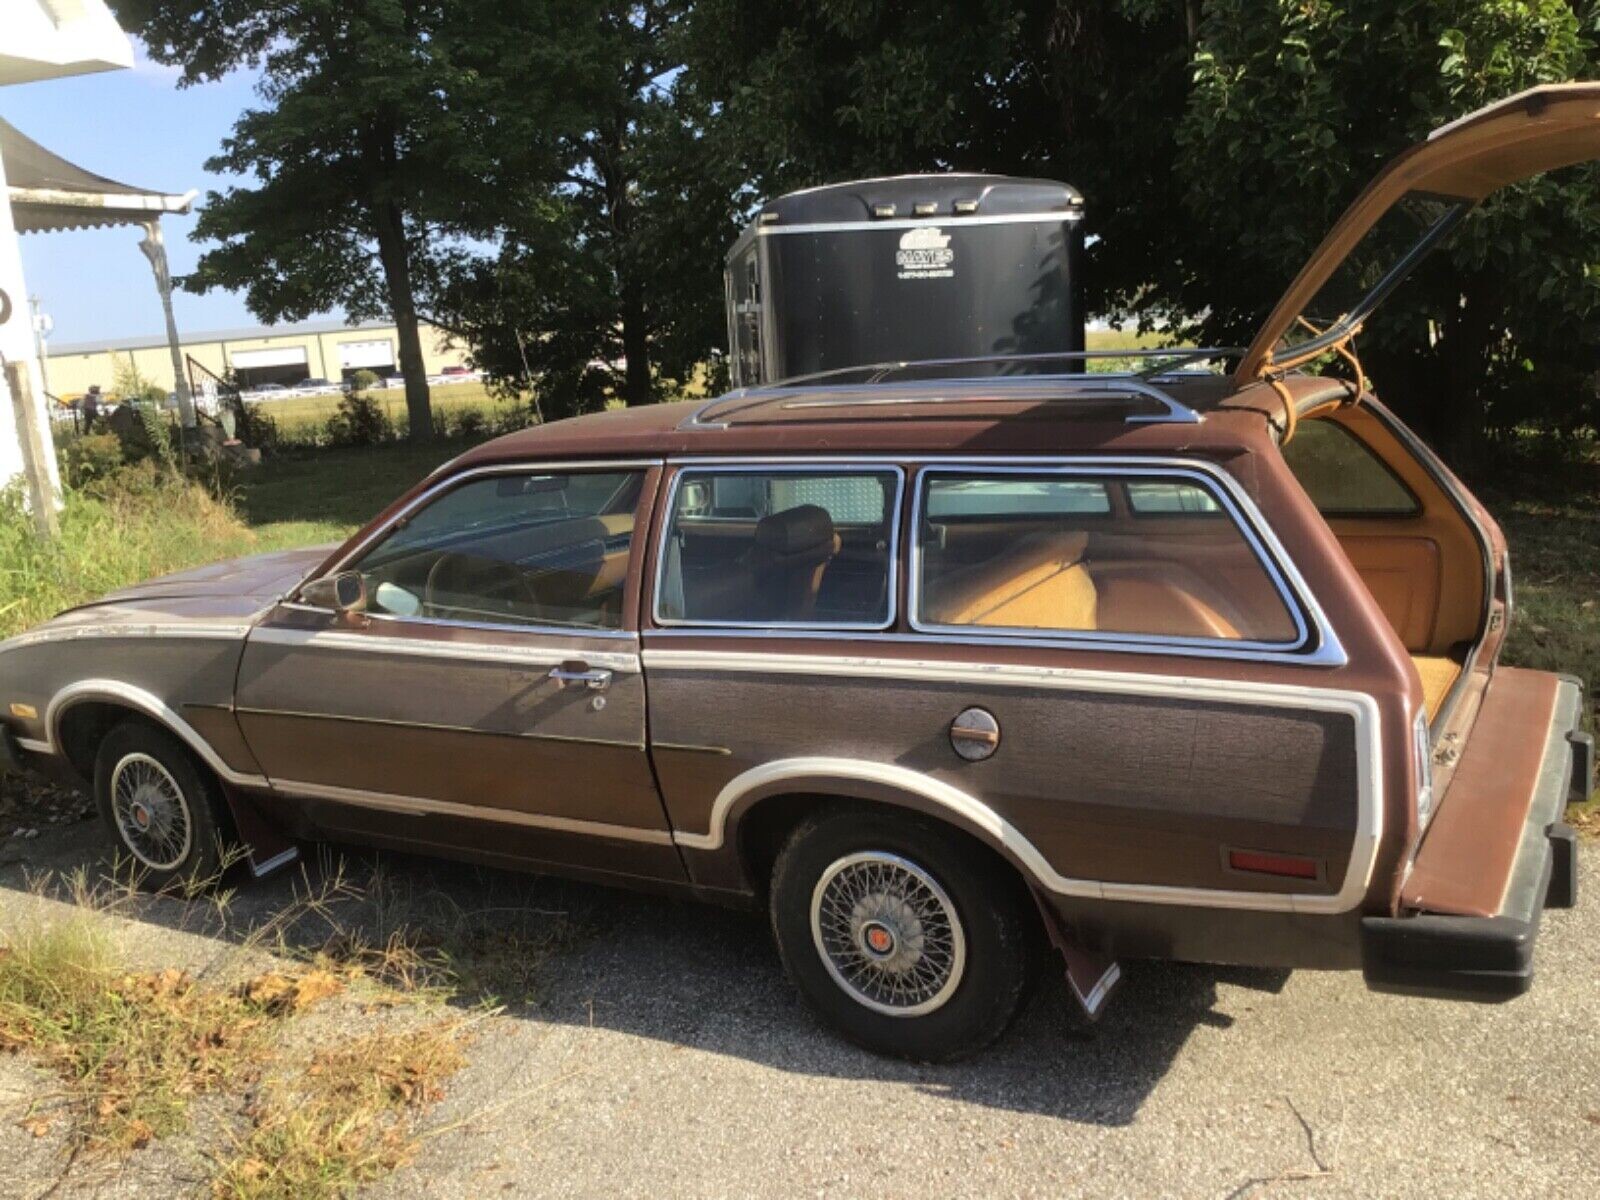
left=423, top=552, right=537, bottom=621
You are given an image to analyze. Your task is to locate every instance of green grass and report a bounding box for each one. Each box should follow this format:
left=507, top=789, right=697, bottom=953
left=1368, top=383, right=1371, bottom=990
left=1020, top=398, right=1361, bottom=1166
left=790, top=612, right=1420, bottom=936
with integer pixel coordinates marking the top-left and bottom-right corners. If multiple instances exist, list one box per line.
left=1470, top=439, right=1600, bottom=697
left=1469, top=436, right=1600, bottom=823
left=0, top=464, right=275, bottom=640
left=0, top=432, right=483, bottom=640
left=233, top=438, right=479, bottom=543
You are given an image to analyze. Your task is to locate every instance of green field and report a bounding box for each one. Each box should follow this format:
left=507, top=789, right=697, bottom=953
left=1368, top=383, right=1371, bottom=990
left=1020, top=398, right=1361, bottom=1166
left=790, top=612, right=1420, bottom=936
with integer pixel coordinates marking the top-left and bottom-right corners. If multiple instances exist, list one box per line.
left=248, top=382, right=525, bottom=442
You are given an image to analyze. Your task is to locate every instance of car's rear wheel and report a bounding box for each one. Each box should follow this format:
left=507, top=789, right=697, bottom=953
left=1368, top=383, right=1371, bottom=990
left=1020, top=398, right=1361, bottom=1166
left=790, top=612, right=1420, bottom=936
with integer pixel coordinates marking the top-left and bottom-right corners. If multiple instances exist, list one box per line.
left=769, top=807, right=1033, bottom=1061
left=94, top=722, right=228, bottom=890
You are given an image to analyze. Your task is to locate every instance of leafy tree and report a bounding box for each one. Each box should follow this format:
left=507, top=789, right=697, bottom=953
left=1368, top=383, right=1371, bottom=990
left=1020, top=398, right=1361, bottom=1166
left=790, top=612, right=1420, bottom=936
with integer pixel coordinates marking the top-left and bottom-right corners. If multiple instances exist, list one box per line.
left=682, top=1, right=1600, bottom=455
left=110, top=1, right=490, bottom=440
left=433, top=0, right=748, bottom=417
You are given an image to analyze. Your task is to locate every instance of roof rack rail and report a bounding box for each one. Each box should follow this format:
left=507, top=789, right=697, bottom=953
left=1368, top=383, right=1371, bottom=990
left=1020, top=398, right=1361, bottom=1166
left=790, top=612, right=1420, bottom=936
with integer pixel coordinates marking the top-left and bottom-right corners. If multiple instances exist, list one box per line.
left=683, top=349, right=1244, bottom=430
left=765, top=347, right=1245, bottom=390
left=685, top=372, right=1215, bottom=431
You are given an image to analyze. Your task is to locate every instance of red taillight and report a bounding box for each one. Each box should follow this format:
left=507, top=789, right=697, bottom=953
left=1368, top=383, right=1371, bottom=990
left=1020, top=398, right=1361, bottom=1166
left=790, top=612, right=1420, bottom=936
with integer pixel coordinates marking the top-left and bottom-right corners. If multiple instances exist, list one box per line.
left=1227, top=849, right=1320, bottom=880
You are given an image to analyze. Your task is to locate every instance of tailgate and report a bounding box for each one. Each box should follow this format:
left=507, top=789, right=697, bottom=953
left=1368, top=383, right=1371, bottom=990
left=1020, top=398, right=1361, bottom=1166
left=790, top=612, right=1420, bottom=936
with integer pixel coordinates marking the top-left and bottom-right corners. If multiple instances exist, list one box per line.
left=1401, top=668, right=1588, bottom=918
left=1360, top=668, right=1587, bottom=1001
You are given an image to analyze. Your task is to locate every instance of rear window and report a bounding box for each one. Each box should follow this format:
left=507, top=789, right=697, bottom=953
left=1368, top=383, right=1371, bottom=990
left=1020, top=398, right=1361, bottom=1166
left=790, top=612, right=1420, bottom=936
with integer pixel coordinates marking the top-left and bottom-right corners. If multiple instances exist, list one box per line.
left=915, top=470, right=1301, bottom=645
left=1282, top=420, right=1419, bottom=516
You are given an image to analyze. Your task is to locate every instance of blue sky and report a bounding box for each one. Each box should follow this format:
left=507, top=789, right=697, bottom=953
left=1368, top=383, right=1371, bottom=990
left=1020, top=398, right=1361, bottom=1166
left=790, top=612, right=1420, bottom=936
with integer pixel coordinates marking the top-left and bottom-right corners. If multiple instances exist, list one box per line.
left=3, top=45, right=338, bottom=347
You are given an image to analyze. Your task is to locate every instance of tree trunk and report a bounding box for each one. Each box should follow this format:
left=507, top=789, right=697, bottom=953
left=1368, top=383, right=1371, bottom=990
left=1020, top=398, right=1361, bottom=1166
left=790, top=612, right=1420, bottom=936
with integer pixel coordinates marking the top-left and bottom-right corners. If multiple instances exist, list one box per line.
left=619, top=285, right=653, bottom=406
left=372, top=199, right=433, bottom=439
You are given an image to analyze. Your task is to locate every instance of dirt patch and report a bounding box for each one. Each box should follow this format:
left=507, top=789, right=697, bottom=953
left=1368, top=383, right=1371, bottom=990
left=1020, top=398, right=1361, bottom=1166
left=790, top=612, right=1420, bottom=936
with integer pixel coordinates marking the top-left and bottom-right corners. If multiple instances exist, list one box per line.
left=0, top=777, right=94, bottom=844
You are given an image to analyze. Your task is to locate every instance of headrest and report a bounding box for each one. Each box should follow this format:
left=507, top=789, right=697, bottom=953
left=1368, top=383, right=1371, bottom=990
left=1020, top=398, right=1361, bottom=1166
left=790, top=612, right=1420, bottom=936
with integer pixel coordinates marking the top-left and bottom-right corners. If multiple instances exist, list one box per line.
left=754, top=504, right=835, bottom=557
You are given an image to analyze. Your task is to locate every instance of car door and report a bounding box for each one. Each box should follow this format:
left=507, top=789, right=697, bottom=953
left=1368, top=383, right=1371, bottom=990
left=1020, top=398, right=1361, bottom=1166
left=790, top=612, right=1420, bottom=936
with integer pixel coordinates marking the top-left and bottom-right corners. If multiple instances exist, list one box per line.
left=234, top=459, right=685, bottom=883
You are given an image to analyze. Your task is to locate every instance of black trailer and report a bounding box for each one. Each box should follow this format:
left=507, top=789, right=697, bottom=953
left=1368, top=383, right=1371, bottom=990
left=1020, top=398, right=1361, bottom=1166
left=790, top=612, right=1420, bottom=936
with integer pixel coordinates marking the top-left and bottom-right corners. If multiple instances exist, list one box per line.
left=724, top=174, right=1085, bottom=387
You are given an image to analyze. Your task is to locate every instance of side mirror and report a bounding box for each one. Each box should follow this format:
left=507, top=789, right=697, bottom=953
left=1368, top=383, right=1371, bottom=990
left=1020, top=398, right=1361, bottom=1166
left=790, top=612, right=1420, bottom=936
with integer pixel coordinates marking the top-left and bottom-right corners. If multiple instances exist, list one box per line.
left=298, top=571, right=368, bottom=624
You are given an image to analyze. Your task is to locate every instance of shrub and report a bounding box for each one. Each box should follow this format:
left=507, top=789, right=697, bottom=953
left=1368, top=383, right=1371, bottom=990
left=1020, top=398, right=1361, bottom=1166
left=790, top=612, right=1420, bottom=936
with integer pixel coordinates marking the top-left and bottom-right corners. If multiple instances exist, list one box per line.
left=325, top=389, right=391, bottom=448
left=231, top=397, right=281, bottom=452
left=57, top=433, right=126, bottom=491
left=348, top=369, right=380, bottom=393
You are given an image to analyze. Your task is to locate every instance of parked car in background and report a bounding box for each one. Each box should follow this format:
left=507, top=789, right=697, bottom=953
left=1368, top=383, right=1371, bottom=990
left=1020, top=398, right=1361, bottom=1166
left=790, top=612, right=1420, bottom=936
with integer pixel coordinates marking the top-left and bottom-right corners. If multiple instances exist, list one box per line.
left=0, top=85, right=1593, bottom=1061
left=293, top=377, right=340, bottom=395
left=246, top=382, right=289, bottom=399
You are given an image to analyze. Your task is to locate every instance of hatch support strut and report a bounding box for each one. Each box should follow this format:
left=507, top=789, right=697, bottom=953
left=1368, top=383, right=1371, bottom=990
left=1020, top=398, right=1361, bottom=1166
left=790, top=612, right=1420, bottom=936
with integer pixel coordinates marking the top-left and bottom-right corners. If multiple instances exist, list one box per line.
left=1262, top=319, right=1369, bottom=444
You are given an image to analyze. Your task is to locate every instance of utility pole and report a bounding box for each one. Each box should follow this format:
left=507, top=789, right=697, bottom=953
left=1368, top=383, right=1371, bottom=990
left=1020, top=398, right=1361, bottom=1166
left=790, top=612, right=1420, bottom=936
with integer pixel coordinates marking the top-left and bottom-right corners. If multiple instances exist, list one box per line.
left=28, top=293, right=51, bottom=400
left=3, top=355, right=60, bottom=539
left=138, top=219, right=196, bottom=427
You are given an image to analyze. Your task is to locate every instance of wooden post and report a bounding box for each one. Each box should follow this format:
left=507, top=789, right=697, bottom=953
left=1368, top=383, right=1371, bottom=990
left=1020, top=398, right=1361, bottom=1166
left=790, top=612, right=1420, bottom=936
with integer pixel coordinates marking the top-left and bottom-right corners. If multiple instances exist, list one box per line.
left=3, top=359, right=60, bottom=540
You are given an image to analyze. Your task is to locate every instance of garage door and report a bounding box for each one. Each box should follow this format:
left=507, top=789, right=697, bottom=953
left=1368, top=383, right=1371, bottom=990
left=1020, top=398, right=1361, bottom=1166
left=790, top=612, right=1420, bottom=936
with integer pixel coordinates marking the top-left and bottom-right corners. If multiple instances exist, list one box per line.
left=339, top=340, right=396, bottom=370
left=231, top=347, right=308, bottom=369
left=231, top=346, right=309, bottom=390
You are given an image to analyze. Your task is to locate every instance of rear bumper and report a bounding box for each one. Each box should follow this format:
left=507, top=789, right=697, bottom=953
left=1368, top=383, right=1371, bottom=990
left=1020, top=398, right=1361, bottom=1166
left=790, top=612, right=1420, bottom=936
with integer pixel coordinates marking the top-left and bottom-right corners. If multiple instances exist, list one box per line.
left=1362, top=675, right=1588, bottom=1002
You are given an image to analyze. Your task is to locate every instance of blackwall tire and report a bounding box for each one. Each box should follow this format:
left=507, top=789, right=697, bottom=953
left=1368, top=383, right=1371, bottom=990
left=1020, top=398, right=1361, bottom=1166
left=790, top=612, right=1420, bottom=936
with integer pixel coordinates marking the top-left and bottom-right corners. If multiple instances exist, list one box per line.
left=94, top=722, right=229, bottom=892
left=769, top=807, right=1033, bottom=1062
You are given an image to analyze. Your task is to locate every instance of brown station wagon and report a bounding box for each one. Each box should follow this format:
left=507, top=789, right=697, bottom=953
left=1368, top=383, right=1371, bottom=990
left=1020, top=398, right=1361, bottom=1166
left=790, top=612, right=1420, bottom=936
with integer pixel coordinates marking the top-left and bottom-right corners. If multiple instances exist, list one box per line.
left=1, top=85, right=1595, bottom=1060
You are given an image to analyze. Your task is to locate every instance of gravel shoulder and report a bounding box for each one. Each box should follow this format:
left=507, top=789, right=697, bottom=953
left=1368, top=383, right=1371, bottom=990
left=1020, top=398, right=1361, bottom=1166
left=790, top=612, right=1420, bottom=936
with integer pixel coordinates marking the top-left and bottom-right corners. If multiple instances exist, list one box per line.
left=0, top=808, right=1595, bottom=1199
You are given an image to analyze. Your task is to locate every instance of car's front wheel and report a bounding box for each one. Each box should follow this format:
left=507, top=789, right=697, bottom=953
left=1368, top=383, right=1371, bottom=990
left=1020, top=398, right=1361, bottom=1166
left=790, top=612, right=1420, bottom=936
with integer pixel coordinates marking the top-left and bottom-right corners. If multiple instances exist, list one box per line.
left=769, top=807, right=1034, bottom=1061
left=94, top=722, right=229, bottom=890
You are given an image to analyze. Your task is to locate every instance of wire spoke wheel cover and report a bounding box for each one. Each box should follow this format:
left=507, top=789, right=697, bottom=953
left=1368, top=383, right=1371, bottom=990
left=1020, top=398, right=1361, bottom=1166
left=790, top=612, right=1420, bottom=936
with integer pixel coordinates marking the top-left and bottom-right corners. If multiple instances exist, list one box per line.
left=110, top=752, right=193, bottom=871
left=809, top=851, right=967, bottom=1017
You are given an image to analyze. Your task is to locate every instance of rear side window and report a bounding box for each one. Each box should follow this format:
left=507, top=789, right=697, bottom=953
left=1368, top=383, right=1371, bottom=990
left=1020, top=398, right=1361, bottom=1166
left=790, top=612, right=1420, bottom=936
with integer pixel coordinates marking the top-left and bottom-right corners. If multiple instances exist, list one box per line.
left=914, top=470, right=1301, bottom=645
left=657, top=467, right=901, bottom=628
left=1281, top=420, right=1419, bottom=516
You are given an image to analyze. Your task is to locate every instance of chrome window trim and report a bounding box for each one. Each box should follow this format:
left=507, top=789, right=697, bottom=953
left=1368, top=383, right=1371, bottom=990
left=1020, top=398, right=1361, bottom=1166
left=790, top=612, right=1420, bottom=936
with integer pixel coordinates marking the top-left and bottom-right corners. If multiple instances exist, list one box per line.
left=247, top=625, right=641, bottom=673
left=292, top=458, right=664, bottom=639
left=645, top=650, right=1382, bottom=914
left=2, top=621, right=253, bottom=650
left=904, top=458, right=1344, bottom=666
left=652, top=461, right=906, bottom=633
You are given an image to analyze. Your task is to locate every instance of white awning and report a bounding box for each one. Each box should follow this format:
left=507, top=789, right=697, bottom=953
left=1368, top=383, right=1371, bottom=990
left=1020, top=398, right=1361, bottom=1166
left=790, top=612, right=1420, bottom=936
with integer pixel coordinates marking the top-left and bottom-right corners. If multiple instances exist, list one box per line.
left=0, top=1, right=132, bottom=87
left=1, top=117, right=195, bottom=233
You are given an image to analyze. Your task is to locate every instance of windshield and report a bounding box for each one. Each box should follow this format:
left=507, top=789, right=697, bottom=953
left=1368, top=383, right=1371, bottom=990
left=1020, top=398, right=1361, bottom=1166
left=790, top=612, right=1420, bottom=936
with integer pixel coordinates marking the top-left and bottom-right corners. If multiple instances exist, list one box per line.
left=1270, top=192, right=1470, bottom=369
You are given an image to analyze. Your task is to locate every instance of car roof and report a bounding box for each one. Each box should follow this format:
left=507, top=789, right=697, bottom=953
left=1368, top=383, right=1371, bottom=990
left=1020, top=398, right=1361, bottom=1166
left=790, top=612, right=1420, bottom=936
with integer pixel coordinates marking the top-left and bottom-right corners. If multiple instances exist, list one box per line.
left=447, top=371, right=1356, bottom=472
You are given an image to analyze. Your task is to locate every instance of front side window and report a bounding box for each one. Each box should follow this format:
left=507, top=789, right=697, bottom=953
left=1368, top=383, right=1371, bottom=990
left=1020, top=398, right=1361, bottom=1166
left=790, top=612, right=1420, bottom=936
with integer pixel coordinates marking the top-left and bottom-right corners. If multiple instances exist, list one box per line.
left=915, top=469, right=1301, bottom=645
left=345, top=469, right=645, bottom=630
left=657, top=467, right=900, bottom=627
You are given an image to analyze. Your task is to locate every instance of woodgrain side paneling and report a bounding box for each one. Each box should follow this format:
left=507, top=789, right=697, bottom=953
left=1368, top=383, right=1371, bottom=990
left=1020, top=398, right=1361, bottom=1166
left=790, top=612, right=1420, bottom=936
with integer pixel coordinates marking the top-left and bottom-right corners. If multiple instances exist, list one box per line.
left=647, top=665, right=1359, bottom=895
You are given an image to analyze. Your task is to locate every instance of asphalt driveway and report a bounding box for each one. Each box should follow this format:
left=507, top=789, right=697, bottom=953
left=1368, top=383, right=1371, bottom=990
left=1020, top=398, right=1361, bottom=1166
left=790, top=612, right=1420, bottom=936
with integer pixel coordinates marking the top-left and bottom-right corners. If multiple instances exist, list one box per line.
left=0, top=812, right=1595, bottom=1199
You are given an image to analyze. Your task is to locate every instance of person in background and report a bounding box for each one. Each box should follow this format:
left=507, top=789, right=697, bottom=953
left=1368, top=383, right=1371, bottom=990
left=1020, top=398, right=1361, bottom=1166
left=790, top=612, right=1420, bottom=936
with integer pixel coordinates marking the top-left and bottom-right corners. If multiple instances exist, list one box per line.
left=81, top=384, right=102, bottom=433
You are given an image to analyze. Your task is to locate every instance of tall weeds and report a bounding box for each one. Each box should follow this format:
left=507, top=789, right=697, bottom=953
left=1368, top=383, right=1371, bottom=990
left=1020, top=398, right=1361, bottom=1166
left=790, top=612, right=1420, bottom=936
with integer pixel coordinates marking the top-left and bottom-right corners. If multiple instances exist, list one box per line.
left=0, top=465, right=261, bottom=640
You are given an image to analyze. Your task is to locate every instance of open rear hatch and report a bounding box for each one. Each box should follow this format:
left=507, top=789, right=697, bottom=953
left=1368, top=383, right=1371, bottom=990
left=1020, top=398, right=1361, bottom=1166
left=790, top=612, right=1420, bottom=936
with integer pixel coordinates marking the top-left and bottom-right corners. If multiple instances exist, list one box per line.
left=1363, top=669, right=1593, bottom=1001
left=1238, top=83, right=1600, bottom=384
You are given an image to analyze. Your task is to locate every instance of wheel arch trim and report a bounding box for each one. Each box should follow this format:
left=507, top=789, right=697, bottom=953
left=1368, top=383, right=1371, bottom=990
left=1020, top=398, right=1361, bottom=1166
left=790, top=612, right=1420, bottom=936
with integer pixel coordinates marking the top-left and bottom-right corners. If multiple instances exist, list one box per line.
left=44, top=679, right=268, bottom=789
left=678, top=752, right=1376, bottom=914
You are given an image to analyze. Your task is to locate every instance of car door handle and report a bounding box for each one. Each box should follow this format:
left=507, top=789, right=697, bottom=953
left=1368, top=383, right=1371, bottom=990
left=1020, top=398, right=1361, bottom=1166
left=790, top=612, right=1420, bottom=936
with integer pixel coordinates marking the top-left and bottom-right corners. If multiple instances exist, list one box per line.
left=549, top=664, right=612, bottom=691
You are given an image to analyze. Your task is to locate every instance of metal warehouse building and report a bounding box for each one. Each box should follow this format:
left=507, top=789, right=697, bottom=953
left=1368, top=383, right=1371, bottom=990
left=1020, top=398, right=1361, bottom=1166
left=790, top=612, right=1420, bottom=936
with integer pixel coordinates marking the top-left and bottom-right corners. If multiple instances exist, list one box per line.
left=46, top=318, right=471, bottom=398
